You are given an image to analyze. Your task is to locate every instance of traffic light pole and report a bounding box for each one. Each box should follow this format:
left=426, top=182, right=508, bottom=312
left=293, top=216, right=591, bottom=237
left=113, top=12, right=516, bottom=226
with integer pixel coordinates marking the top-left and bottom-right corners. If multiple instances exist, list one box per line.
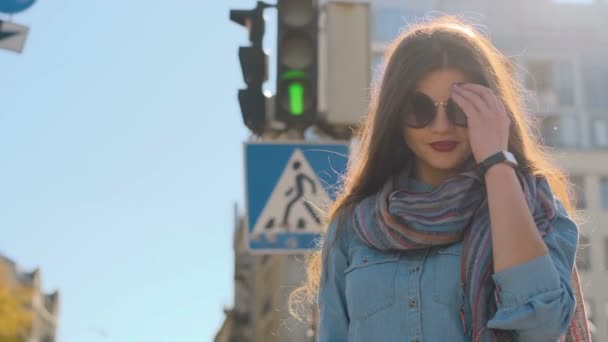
left=231, top=1, right=328, bottom=340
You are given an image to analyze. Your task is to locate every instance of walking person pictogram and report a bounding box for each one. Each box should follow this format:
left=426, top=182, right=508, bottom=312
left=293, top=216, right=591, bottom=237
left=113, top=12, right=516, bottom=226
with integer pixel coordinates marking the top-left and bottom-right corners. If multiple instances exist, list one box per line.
left=264, top=159, right=322, bottom=231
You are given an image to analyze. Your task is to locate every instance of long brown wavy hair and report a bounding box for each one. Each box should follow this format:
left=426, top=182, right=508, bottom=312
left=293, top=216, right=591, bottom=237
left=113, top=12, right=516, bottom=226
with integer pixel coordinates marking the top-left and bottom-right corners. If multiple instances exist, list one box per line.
left=288, top=16, right=578, bottom=322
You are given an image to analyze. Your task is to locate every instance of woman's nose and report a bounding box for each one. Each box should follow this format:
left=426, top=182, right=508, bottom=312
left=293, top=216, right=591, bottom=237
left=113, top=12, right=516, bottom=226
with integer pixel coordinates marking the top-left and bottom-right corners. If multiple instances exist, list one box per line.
left=429, top=105, right=453, bottom=131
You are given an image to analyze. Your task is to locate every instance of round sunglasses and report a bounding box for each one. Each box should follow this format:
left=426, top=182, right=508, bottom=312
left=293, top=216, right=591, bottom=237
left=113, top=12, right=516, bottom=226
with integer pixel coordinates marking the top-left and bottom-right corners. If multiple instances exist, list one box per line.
left=404, top=91, right=468, bottom=128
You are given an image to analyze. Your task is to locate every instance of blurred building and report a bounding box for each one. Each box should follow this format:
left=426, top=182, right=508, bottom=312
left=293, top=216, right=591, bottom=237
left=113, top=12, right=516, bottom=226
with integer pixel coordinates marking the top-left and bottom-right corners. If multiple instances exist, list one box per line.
left=365, top=0, right=608, bottom=339
left=0, top=255, right=60, bottom=342
left=215, top=206, right=312, bottom=342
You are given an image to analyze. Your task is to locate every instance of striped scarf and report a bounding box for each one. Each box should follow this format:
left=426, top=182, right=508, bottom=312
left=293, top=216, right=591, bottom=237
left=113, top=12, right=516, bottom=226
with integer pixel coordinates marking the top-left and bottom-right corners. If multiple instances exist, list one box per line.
left=352, top=163, right=590, bottom=342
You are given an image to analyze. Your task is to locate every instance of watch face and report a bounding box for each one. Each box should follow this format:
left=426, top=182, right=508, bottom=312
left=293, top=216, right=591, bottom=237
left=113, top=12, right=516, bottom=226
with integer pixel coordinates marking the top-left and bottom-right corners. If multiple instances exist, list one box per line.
left=503, top=151, right=518, bottom=166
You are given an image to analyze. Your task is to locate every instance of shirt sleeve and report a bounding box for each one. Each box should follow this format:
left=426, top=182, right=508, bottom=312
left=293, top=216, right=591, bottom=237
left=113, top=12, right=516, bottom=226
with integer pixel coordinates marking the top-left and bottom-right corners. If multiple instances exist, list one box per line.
left=317, top=216, right=352, bottom=342
left=487, top=197, right=578, bottom=341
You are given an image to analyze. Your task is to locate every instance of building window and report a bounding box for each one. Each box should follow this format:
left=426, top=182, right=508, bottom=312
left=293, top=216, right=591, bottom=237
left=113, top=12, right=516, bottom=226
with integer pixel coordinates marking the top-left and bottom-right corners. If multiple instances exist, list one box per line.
left=605, top=301, right=608, bottom=337
left=591, top=118, right=608, bottom=149
left=553, top=60, right=575, bottom=106
left=585, top=299, right=595, bottom=324
left=601, top=178, right=608, bottom=210
left=582, top=62, right=608, bottom=113
left=262, top=294, right=272, bottom=316
left=371, top=53, right=384, bottom=84
left=570, top=175, right=586, bottom=209
left=540, top=114, right=580, bottom=148
left=605, top=237, right=608, bottom=271
left=525, top=59, right=575, bottom=109
left=234, top=311, right=250, bottom=325
left=576, top=234, right=591, bottom=271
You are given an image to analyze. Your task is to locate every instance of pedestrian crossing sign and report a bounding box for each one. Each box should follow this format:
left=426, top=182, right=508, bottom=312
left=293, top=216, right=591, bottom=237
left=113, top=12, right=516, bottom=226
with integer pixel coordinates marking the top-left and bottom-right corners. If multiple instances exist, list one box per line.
left=245, top=141, right=349, bottom=253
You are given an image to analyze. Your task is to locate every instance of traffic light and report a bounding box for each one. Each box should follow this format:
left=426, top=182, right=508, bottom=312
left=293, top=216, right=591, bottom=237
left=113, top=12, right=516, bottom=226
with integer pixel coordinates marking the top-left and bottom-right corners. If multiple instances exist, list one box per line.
left=230, top=2, right=273, bottom=135
left=275, top=0, right=318, bottom=130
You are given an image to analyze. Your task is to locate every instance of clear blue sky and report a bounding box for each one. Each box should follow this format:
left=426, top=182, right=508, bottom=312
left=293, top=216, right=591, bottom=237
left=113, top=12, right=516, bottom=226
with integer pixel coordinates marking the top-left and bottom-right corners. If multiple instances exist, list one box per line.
left=0, top=1, right=275, bottom=341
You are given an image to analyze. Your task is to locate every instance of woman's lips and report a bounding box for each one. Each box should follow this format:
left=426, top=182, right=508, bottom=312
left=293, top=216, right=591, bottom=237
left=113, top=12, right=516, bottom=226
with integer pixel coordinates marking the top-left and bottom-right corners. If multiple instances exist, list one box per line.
left=429, top=141, right=458, bottom=152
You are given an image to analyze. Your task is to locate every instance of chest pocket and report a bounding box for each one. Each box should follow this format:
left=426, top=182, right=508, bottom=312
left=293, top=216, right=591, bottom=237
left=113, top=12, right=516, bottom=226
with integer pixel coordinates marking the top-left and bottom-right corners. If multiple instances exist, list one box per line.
left=344, top=247, right=401, bottom=320
left=432, top=242, right=464, bottom=306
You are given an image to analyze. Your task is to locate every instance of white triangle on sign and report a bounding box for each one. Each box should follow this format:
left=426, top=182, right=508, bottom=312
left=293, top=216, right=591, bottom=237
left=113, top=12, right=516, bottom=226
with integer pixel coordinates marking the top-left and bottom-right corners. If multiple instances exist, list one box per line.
left=251, top=148, right=331, bottom=238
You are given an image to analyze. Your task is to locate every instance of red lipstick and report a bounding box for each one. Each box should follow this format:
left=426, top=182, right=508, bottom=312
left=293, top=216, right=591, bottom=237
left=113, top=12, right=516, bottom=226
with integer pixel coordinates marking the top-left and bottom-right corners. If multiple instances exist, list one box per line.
left=430, top=141, right=458, bottom=152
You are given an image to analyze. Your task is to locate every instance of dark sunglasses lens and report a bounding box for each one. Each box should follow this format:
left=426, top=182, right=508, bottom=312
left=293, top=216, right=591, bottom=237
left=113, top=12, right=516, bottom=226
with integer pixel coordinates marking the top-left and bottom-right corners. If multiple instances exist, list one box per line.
left=447, top=99, right=468, bottom=127
left=407, top=93, right=435, bottom=128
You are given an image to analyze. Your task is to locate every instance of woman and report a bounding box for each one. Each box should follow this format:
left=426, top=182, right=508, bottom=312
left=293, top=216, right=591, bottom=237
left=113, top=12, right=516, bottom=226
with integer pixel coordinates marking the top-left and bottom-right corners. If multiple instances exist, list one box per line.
left=289, top=17, right=591, bottom=342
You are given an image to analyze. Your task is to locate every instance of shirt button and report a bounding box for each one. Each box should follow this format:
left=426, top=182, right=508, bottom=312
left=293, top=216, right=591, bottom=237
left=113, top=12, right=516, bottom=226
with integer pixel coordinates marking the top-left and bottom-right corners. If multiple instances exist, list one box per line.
left=411, top=266, right=420, bottom=272
left=409, top=299, right=417, bottom=308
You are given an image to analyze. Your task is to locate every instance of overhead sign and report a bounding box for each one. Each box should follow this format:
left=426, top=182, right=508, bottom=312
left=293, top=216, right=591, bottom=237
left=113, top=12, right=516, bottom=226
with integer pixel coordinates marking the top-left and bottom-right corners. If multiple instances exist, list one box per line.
left=245, top=141, right=349, bottom=253
left=0, top=21, right=29, bottom=53
left=0, top=0, right=37, bottom=14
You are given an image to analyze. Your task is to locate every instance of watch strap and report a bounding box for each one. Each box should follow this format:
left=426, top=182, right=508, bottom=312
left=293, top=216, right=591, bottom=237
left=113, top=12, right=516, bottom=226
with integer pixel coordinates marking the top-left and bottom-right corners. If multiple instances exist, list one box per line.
left=477, top=151, right=518, bottom=176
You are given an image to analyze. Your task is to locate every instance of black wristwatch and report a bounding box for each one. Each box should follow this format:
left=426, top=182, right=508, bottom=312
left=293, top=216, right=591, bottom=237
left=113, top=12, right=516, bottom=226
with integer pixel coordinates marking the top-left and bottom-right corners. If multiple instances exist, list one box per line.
left=477, top=151, right=518, bottom=176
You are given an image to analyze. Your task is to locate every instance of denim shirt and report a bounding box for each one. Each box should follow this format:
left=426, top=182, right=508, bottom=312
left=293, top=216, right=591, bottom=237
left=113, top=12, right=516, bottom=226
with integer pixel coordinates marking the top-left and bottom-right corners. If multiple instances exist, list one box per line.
left=317, top=179, right=578, bottom=342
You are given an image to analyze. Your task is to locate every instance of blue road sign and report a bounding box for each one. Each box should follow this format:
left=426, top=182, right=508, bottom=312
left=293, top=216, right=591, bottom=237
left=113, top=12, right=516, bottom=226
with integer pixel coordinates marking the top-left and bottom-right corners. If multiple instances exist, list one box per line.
left=0, top=0, right=37, bottom=14
left=245, top=141, right=349, bottom=253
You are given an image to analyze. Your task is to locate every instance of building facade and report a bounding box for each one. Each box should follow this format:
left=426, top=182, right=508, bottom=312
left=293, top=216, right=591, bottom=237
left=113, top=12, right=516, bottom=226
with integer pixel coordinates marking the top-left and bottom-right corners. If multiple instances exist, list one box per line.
left=0, top=255, right=60, bottom=342
left=367, top=0, right=608, bottom=340
left=215, top=205, right=313, bottom=342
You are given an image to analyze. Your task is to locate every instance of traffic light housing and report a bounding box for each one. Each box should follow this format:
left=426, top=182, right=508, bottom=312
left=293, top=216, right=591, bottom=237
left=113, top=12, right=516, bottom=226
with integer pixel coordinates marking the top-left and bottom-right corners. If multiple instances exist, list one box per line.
left=275, top=0, right=318, bottom=130
left=230, top=2, right=272, bottom=135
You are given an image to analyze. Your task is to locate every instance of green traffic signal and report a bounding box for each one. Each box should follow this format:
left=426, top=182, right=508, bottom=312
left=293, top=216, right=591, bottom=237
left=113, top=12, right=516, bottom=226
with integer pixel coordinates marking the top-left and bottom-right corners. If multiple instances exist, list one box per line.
left=288, top=82, right=304, bottom=116
left=282, top=70, right=307, bottom=116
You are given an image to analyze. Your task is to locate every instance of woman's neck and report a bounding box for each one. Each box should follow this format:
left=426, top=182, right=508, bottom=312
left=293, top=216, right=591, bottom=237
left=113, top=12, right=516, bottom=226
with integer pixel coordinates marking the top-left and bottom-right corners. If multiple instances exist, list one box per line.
left=412, top=161, right=457, bottom=186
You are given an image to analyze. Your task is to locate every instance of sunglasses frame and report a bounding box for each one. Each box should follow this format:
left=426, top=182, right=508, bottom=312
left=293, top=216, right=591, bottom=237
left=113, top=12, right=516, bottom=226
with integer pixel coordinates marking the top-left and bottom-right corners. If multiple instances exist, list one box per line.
left=404, top=91, right=468, bottom=128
